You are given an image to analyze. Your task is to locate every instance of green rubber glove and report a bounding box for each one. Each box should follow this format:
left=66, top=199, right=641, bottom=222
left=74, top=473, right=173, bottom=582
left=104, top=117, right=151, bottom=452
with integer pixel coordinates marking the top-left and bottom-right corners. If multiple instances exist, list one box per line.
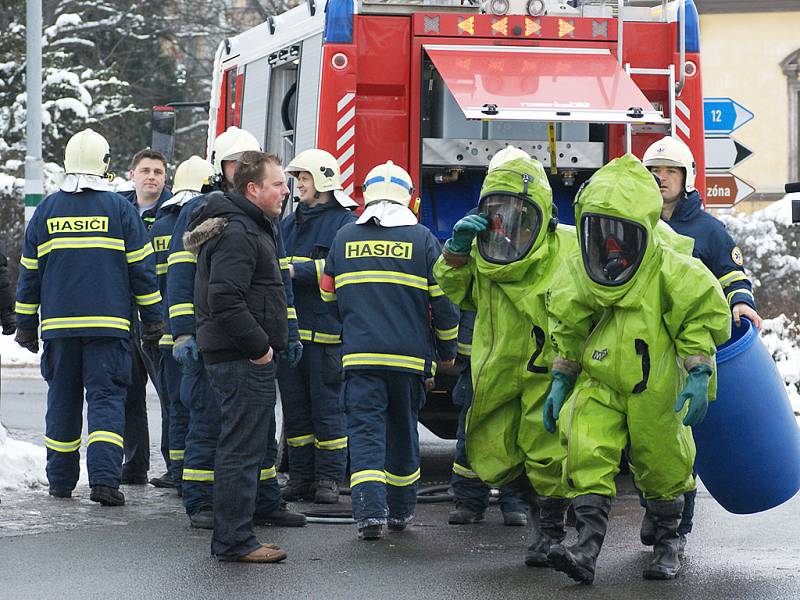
left=445, top=213, right=489, bottom=254
left=674, top=364, right=712, bottom=427
left=543, top=370, right=576, bottom=434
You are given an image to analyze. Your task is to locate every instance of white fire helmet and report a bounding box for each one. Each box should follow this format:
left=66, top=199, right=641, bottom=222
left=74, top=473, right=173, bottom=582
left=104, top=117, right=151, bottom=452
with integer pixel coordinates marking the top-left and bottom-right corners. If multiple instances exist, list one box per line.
left=284, top=148, right=358, bottom=208
left=211, top=127, right=261, bottom=175
left=362, top=161, right=414, bottom=208
left=172, top=156, right=215, bottom=193
left=64, top=128, right=111, bottom=177
left=488, top=145, right=531, bottom=172
left=642, top=136, right=696, bottom=193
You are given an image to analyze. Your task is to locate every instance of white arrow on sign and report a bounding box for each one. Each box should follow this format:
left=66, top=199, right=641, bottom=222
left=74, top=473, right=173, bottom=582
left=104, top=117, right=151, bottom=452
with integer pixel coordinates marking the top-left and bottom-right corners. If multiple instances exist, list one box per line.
left=704, top=137, right=753, bottom=171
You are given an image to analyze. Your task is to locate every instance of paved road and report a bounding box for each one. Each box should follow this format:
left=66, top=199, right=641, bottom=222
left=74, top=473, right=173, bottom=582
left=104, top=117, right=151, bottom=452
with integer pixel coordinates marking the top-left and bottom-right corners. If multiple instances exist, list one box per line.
left=2, top=375, right=800, bottom=599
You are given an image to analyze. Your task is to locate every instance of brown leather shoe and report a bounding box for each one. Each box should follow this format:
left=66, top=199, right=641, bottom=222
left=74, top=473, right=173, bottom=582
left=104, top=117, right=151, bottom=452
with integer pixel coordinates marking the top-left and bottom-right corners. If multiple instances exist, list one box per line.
left=237, top=544, right=287, bottom=563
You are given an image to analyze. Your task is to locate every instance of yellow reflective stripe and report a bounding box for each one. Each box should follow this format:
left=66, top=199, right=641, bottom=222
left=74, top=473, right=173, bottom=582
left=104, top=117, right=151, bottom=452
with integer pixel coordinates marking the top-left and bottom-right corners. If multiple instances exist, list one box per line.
left=727, top=289, right=754, bottom=304
left=342, top=353, right=426, bottom=372
left=429, top=284, right=445, bottom=298
left=44, top=436, right=81, bottom=453
left=279, top=257, right=290, bottom=270
left=183, top=469, right=214, bottom=482
left=169, top=303, right=194, bottom=318
left=156, top=262, right=168, bottom=275
left=42, top=316, right=130, bottom=332
left=20, top=256, right=38, bottom=270
left=321, top=289, right=337, bottom=303
left=719, top=270, right=747, bottom=287
left=287, top=434, right=315, bottom=447
left=169, top=449, right=185, bottom=460
left=315, top=437, right=348, bottom=450
left=452, top=463, right=479, bottom=479
left=436, top=325, right=458, bottom=341
left=457, top=342, right=472, bottom=356
left=287, top=307, right=297, bottom=320
left=299, top=329, right=313, bottom=342
left=135, top=290, right=162, bottom=306
left=159, top=334, right=174, bottom=346
left=350, top=469, right=387, bottom=487
left=126, top=243, right=155, bottom=264
left=335, top=270, right=428, bottom=291
left=290, top=256, right=312, bottom=263
left=260, top=466, right=277, bottom=480
left=38, top=236, right=126, bottom=257
left=87, top=430, right=123, bottom=449
left=314, top=332, right=341, bottom=344
left=167, top=251, right=197, bottom=266
left=15, top=301, right=39, bottom=315
left=385, top=468, right=421, bottom=487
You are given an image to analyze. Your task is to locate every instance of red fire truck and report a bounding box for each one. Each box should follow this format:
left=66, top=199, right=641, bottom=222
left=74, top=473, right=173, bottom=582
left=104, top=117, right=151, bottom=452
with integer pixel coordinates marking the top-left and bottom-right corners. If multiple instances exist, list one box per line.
left=193, top=0, right=705, bottom=438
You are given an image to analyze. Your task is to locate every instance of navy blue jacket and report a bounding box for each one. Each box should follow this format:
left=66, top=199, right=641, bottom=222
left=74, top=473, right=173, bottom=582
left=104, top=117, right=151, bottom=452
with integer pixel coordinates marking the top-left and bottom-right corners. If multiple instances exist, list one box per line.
left=280, top=201, right=356, bottom=345
left=15, top=189, right=161, bottom=339
left=456, top=309, right=475, bottom=363
left=167, top=193, right=300, bottom=342
left=149, top=197, right=188, bottom=348
left=324, top=221, right=459, bottom=376
left=120, top=188, right=172, bottom=232
left=665, top=190, right=755, bottom=310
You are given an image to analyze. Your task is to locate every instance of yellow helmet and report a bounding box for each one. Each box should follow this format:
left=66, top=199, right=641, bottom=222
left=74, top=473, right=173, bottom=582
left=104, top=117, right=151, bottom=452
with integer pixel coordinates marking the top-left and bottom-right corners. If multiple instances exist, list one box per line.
left=362, top=161, right=414, bottom=208
left=488, top=145, right=531, bottom=172
left=285, top=148, right=358, bottom=208
left=642, top=136, right=696, bottom=193
left=172, top=156, right=214, bottom=193
left=211, top=127, right=261, bottom=175
left=64, top=128, right=110, bottom=176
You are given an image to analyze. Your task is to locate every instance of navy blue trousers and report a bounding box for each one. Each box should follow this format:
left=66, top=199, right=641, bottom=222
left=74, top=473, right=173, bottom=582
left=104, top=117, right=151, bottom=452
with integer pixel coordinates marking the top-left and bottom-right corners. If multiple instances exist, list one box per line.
left=451, top=364, right=527, bottom=514
left=345, top=370, right=425, bottom=529
left=277, top=342, right=347, bottom=482
left=206, top=359, right=282, bottom=559
left=41, top=337, right=131, bottom=490
left=160, top=349, right=189, bottom=493
left=180, top=359, right=220, bottom=516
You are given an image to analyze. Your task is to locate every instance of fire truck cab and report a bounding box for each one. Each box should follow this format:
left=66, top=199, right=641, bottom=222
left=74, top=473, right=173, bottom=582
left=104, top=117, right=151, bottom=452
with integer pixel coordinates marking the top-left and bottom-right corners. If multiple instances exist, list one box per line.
left=207, top=0, right=705, bottom=437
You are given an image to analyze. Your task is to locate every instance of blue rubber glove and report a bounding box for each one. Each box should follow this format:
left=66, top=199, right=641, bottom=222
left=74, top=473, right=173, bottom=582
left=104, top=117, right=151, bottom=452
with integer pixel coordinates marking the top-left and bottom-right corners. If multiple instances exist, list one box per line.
left=280, top=340, right=304, bottom=369
left=445, top=213, right=490, bottom=254
left=674, top=364, right=712, bottom=426
left=172, top=335, right=199, bottom=373
left=543, top=371, right=577, bottom=434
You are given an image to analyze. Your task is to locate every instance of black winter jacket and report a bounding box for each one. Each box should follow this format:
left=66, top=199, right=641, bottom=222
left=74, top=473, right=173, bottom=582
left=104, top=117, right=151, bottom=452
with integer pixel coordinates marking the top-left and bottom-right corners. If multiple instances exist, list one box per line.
left=185, top=192, right=288, bottom=364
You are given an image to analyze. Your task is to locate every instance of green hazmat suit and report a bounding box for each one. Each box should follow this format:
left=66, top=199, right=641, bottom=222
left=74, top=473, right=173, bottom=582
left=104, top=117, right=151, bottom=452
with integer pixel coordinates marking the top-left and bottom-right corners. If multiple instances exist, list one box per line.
left=433, top=158, right=579, bottom=497
left=546, top=154, right=731, bottom=500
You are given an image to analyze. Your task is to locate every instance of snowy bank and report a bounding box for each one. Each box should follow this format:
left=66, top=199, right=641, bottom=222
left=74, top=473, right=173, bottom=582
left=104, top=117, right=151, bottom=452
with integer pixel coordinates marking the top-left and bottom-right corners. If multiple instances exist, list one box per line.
left=0, top=424, right=47, bottom=492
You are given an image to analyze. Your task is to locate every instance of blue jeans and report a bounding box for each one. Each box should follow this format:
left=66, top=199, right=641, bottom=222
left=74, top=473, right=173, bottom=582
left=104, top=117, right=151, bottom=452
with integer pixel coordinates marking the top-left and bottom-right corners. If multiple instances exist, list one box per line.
left=206, top=358, right=281, bottom=559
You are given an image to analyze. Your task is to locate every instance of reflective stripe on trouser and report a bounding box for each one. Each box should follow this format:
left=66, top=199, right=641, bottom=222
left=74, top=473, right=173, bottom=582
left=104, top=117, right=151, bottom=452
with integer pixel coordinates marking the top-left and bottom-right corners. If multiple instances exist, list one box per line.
left=344, top=370, right=425, bottom=528
left=451, top=366, right=527, bottom=514
left=160, top=349, right=189, bottom=493
left=180, top=359, right=220, bottom=515
left=40, top=337, right=131, bottom=489
left=277, top=343, right=347, bottom=482
left=561, top=378, right=696, bottom=500
left=206, top=359, right=282, bottom=559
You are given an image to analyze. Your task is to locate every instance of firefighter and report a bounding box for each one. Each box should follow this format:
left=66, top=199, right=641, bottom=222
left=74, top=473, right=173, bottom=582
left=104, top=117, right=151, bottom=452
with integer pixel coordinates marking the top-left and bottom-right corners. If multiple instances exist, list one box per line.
left=119, top=148, right=173, bottom=486
left=321, top=161, right=458, bottom=540
left=0, top=240, right=15, bottom=336
left=167, top=127, right=303, bottom=529
left=278, top=149, right=358, bottom=504
left=14, top=128, right=163, bottom=506
left=149, top=156, right=214, bottom=497
left=544, top=154, right=730, bottom=583
left=641, top=135, right=762, bottom=551
left=433, top=153, right=578, bottom=567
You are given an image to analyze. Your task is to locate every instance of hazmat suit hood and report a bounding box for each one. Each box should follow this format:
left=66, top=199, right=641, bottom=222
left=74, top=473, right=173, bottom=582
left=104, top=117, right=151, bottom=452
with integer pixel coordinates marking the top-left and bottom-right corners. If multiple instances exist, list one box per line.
left=573, top=153, right=664, bottom=306
left=473, top=157, right=556, bottom=283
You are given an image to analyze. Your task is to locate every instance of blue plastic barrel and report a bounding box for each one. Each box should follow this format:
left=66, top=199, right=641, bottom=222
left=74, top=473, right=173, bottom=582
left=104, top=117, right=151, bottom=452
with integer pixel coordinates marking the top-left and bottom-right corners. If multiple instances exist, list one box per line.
left=694, top=317, right=800, bottom=514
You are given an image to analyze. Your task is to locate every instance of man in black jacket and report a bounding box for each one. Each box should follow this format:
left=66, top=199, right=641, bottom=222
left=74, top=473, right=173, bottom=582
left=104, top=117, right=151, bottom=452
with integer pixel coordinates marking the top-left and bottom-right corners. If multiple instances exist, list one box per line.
left=0, top=241, right=16, bottom=336
left=184, top=151, right=304, bottom=564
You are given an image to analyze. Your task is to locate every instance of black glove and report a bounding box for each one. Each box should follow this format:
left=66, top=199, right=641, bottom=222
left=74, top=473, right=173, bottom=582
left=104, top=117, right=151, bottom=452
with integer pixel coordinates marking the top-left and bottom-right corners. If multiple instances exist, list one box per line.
left=1, top=307, right=16, bottom=335
left=141, top=321, right=164, bottom=352
left=14, top=328, right=38, bottom=354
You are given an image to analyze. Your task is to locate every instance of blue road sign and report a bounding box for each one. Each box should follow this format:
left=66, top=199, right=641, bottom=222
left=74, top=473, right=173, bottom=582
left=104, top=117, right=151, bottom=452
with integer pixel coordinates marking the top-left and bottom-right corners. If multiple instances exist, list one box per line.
left=704, top=98, right=754, bottom=135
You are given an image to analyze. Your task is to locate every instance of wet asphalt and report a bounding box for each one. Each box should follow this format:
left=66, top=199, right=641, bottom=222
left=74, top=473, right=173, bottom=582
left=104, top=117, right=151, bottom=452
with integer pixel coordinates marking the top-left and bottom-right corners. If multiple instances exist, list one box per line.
left=1, top=376, right=800, bottom=599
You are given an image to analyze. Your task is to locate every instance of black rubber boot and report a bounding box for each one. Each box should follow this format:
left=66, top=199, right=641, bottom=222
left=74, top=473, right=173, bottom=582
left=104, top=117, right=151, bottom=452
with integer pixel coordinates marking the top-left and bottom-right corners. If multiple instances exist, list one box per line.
left=89, top=485, right=125, bottom=506
left=281, top=479, right=315, bottom=501
left=548, top=494, right=611, bottom=585
left=643, top=497, right=684, bottom=580
left=525, top=497, right=569, bottom=567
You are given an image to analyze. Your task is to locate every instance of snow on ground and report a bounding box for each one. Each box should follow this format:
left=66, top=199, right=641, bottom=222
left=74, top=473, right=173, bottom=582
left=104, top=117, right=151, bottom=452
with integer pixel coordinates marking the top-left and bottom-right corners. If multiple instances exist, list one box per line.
left=0, top=334, right=40, bottom=367
left=0, top=424, right=47, bottom=492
